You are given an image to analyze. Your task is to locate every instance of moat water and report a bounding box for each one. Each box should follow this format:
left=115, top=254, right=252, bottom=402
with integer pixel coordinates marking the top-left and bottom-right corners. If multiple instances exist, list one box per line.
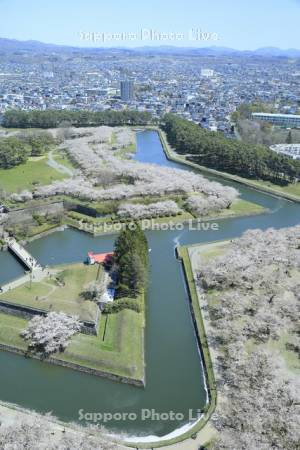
left=0, top=130, right=299, bottom=438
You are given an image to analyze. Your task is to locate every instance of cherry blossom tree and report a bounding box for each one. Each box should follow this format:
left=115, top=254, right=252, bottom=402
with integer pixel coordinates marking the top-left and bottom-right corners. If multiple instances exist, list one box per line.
left=117, top=200, right=182, bottom=219
left=196, top=225, right=300, bottom=450
left=8, top=127, right=239, bottom=218
left=10, top=190, right=33, bottom=202
left=0, top=412, right=115, bottom=450
left=21, top=312, right=81, bottom=355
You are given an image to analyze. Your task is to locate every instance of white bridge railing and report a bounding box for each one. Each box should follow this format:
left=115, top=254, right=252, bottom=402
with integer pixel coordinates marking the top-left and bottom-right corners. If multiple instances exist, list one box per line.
left=6, top=238, right=41, bottom=271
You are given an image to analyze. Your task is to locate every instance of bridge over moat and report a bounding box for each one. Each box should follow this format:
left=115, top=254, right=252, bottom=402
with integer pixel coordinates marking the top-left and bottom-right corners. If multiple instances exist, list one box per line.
left=5, top=238, right=42, bottom=272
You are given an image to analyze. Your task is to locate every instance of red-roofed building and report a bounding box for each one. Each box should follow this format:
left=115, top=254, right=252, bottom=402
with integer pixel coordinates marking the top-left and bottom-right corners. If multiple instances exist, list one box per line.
left=87, top=252, right=113, bottom=265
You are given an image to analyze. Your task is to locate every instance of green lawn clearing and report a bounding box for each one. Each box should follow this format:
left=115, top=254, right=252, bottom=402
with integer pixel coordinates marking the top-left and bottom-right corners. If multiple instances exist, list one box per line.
left=213, top=198, right=266, bottom=219
left=250, top=179, right=300, bottom=199
left=0, top=263, right=99, bottom=322
left=0, top=290, right=145, bottom=382
left=0, top=261, right=146, bottom=382
left=62, top=294, right=145, bottom=381
left=0, top=153, right=67, bottom=193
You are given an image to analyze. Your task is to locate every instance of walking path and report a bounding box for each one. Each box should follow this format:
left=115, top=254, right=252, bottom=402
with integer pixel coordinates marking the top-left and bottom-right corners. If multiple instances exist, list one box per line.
left=1, top=238, right=53, bottom=293
left=0, top=268, right=52, bottom=294
left=0, top=401, right=126, bottom=450
left=0, top=399, right=216, bottom=450
left=188, top=241, right=230, bottom=390
left=47, top=150, right=73, bottom=176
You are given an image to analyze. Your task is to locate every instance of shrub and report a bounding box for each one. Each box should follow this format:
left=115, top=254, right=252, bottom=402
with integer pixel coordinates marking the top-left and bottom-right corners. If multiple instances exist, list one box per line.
left=104, top=298, right=142, bottom=314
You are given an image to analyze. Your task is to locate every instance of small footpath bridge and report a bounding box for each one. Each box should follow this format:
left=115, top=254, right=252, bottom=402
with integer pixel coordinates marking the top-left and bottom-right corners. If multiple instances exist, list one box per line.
left=5, top=238, right=42, bottom=272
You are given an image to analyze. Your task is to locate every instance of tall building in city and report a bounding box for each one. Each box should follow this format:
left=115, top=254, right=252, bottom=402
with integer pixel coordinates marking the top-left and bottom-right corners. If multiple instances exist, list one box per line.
left=120, top=80, right=134, bottom=102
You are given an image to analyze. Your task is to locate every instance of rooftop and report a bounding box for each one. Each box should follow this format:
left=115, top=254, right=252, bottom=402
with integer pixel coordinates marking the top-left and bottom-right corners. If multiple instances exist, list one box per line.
left=87, top=252, right=113, bottom=264
left=252, top=112, right=300, bottom=119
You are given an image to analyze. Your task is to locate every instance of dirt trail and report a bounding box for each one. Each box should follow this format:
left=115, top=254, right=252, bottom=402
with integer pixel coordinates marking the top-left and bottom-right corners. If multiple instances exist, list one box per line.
left=47, top=150, right=73, bottom=176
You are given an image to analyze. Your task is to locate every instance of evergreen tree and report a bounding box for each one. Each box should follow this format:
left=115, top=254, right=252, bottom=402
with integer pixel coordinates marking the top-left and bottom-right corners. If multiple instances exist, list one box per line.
left=163, top=114, right=300, bottom=184
left=3, top=109, right=152, bottom=129
left=114, top=224, right=148, bottom=298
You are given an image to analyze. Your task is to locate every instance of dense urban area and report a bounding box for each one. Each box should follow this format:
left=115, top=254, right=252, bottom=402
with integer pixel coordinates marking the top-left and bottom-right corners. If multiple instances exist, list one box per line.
left=0, top=41, right=299, bottom=133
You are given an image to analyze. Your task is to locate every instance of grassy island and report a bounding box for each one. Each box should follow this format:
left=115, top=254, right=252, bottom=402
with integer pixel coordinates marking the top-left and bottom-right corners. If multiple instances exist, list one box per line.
left=0, top=226, right=148, bottom=386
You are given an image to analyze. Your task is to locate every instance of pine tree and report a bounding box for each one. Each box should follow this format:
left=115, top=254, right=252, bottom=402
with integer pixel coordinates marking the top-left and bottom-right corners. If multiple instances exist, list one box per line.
left=114, top=224, right=148, bottom=298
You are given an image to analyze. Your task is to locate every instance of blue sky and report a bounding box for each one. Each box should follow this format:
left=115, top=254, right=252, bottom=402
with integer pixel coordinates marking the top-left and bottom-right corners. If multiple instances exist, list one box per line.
left=0, top=0, right=299, bottom=49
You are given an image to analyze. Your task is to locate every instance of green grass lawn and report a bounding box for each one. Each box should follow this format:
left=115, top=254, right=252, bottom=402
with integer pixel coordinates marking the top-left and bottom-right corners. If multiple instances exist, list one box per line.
left=0, top=154, right=67, bottom=193
left=267, top=333, right=300, bottom=374
left=192, top=242, right=230, bottom=263
left=0, top=290, right=145, bottom=382
left=0, top=263, right=99, bottom=322
left=62, top=294, right=145, bottom=380
left=251, top=179, right=300, bottom=198
left=0, top=313, right=28, bottom=350
left=0, top=259, right=145, bottom=382
left=52, top=150, right=75, bottom=171
left=27, top=222, right=61, bottom=238
left=214, top=198, right=266, bottom=219
left=114, top=143, right=136, bottom=159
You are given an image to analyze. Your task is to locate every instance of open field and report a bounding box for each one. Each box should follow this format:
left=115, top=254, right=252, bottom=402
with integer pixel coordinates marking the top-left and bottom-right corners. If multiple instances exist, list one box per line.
left=0, top=263, right=99, bottom=322
left=113, top=141, right=136, bottom=159
left=0, top=151, right=71, bottom=193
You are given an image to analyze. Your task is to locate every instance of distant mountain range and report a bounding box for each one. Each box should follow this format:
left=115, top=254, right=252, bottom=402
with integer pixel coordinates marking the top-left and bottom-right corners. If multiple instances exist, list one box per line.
left=0, top=37, right=300, bottom=57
